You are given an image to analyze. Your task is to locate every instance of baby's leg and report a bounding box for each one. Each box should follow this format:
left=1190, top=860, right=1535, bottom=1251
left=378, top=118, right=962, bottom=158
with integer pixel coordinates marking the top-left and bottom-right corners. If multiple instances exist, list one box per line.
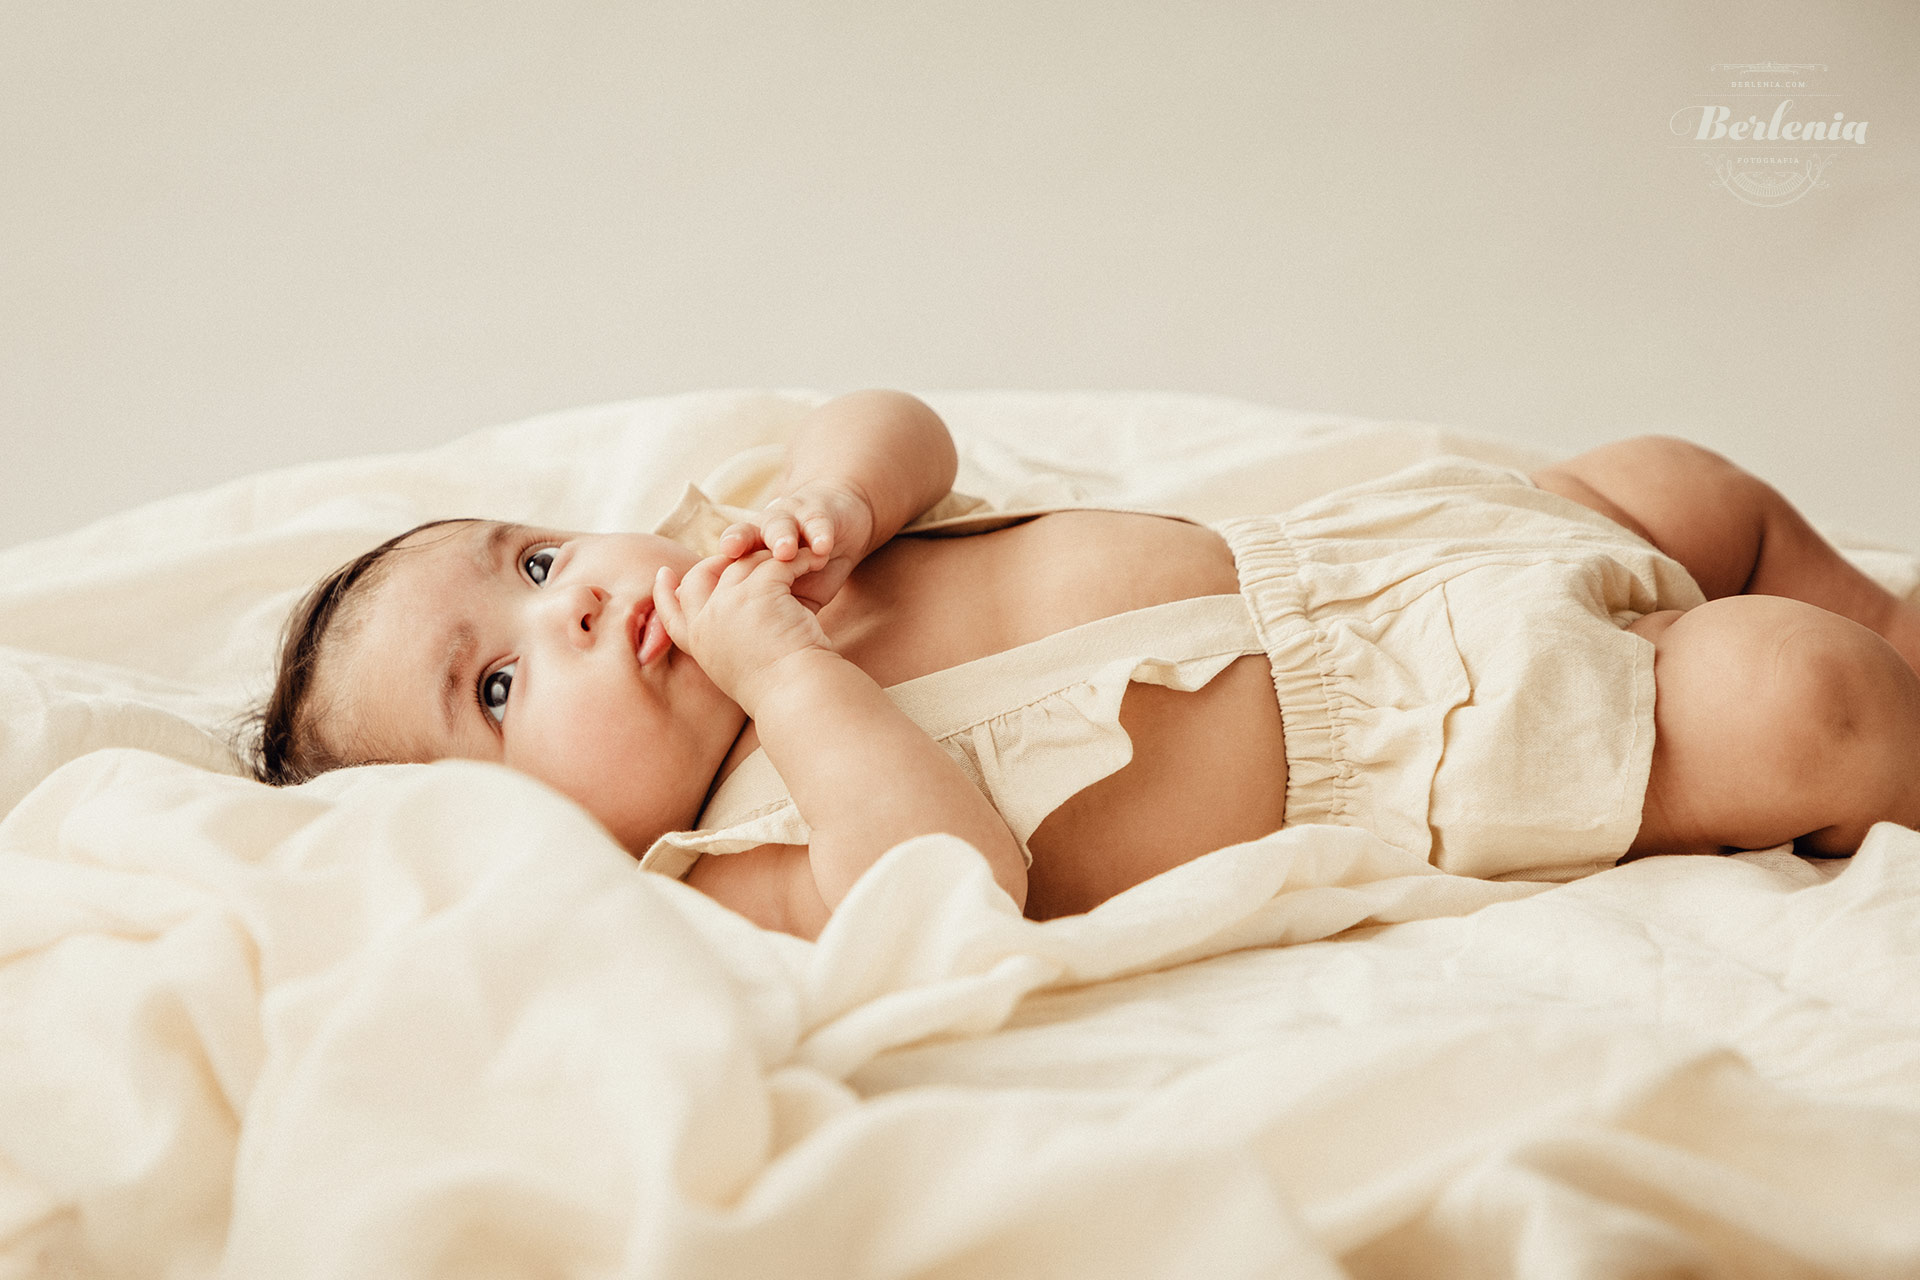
left=1533, top=436, right=1920, bottom=677
left=1626, top=595, right=1920, bottom=857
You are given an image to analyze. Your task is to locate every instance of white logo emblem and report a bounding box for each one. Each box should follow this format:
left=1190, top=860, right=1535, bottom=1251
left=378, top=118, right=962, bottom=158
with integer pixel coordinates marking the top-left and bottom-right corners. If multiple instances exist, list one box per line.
left=1671, top=63, right=1868, bottom=207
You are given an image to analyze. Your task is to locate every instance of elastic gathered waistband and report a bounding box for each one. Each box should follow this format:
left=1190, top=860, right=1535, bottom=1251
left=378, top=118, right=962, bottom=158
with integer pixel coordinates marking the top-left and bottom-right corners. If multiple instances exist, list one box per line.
left=1214, top=514, right=1352, bottom=834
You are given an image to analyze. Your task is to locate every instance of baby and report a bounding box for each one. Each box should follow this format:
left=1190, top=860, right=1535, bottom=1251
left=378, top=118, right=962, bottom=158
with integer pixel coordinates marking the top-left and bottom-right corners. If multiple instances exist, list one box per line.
left=253, top=390, right=1920, bottom=939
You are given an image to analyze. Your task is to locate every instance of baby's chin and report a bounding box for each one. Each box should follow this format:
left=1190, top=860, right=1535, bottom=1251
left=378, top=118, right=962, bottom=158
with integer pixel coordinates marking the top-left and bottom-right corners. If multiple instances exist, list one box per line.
left=597, top=807, right=690, bottom=861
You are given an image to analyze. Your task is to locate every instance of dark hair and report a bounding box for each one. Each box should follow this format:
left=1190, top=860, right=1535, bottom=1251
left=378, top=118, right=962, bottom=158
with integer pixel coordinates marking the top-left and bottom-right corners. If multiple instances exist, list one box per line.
left=247, top=518, right=474, bottom=786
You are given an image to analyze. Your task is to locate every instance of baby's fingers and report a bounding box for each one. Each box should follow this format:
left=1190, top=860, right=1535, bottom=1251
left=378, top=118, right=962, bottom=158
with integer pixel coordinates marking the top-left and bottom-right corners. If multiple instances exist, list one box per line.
left=665, top=554, right=729, bottom=618
left=758, top=510, right=805, bottom=560
left=759, top=500, right=838, bottom=560
left=718, top=522, right=765, bottom=558
left=800, top=515, right=834, bottom=557
left=653, top=566, right=688, bottom=642
left=776, top=497, right=837, bottom=557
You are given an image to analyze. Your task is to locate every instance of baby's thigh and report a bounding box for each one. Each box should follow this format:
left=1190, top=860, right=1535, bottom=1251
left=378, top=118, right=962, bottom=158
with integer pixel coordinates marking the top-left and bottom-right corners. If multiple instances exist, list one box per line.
left=1628, top=596, right=1920, bottom=857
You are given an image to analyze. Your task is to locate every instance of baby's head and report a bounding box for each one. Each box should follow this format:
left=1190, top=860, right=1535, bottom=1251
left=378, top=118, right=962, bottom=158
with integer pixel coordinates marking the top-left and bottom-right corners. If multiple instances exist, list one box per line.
left=253, top=519, right=748, bottom=853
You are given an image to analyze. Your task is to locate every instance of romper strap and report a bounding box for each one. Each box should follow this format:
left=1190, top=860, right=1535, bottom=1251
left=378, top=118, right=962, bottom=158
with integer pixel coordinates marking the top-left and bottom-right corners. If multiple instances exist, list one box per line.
left=884, top=593, right=1259, bottom=738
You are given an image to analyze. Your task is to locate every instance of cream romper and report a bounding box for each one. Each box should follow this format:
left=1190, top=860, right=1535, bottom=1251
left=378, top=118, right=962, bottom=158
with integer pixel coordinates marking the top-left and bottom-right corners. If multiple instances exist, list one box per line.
left=638, top=456, right=1706, bottom=885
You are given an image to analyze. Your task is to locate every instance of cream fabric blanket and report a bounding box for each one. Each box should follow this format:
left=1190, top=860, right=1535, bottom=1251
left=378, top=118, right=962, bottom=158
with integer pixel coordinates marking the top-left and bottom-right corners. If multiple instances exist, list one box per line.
left=3, top=391, right=1918, bottom=1278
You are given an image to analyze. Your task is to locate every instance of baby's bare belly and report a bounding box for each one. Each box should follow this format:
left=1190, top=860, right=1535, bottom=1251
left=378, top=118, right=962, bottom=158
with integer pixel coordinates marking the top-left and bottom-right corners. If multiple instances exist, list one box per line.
left=826, top=510, right=1291, bottom=919
left=1024, top=653, right=1289, bottom=918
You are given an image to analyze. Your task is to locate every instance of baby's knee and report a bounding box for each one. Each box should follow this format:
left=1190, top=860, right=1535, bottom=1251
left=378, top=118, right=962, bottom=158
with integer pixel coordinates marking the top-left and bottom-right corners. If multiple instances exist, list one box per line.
left=1635, top=597, right=1920, bottom=856
left=1693, top=599, right=1920, bottom=809
left=1776, top=614, right=1920, bottom=848
left=1651, top=598, right=1916, bottom=795
left=1773, top=609, right=1919, bottom=749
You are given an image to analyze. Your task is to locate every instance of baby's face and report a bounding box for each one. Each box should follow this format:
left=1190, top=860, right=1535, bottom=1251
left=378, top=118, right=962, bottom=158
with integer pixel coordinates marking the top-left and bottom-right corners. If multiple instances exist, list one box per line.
left=323, top=520, right=747, bottom=853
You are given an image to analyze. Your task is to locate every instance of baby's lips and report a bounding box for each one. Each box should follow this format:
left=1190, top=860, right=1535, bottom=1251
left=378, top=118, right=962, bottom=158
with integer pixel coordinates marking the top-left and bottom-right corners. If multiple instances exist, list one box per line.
left=627, top=595, right=673, bottom=665
left=638, top=610, right=672, bottom=665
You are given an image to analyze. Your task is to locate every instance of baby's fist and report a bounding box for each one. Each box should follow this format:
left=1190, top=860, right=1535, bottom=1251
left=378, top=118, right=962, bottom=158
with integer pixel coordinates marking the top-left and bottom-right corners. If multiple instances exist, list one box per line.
left=716, top=480, right=876, bottom=611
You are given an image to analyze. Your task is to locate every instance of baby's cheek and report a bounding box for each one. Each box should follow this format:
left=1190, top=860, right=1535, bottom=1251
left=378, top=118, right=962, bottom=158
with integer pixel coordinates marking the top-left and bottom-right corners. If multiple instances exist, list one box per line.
left=571, top=723, right=701, bottom=847
left=506, top=713, right=613, bottom=806
left=521, top=745, right=660, bottom=850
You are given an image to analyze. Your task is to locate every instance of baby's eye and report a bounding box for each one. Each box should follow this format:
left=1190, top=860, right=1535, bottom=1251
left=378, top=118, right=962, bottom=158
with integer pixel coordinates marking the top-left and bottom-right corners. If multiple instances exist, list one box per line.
left=524, top=547, right=558, bottom=585
left=480, top=660, right=518, bottom=724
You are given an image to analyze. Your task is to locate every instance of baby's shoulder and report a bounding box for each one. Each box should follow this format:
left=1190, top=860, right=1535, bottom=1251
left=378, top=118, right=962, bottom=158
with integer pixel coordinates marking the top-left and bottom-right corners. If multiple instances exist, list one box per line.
left=833, top=507, right=1236, bottom=683
left=1007, top=509, right=1240, bottom=610
left=925, top=508, right=1239, bottom=643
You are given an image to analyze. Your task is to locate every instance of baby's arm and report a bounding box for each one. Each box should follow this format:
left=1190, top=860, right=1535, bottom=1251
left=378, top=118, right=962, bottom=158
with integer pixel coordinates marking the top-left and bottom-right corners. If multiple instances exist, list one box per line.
left=749, top=650, right=1028, bottom=909
left=654, top=546, right=1028, bottom=919
left=718, top=390, right=958, bottom=609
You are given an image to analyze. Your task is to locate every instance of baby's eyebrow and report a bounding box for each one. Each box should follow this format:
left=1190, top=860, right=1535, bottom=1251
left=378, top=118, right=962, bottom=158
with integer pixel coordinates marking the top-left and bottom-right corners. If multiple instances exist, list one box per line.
left=439, top=619, right=478, bottom=736
left=476, top=521, right=526, bottom=575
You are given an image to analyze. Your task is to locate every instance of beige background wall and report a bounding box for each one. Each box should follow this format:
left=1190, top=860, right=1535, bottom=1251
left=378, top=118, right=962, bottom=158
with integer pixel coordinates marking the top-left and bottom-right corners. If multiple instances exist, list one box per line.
left=3, top=0, right=1914, bottom=551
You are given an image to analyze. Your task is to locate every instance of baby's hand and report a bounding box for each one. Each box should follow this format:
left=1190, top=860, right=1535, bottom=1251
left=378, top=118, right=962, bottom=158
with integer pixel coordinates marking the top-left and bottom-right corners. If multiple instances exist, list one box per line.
left=716, top=479, right=877, bottom=612
left=653, top=547, right=836, bottom=713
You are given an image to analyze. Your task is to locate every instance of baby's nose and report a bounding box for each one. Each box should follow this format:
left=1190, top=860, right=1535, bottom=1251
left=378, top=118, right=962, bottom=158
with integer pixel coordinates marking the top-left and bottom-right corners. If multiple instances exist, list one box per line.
left=557, top=584, right=610, bottom=649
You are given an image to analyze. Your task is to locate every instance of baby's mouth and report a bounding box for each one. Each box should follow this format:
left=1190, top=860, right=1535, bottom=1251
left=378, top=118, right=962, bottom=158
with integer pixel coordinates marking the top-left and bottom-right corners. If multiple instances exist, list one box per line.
left=629, top=599, right=672, bottom=666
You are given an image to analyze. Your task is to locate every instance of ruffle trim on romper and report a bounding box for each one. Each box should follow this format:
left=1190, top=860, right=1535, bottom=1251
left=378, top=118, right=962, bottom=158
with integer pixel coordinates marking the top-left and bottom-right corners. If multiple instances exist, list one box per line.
left=913, top=648, right=1250, bottom=860
left=639, top=598, right=1259, bottom=880
left=637, top=796, right=808, bottom=880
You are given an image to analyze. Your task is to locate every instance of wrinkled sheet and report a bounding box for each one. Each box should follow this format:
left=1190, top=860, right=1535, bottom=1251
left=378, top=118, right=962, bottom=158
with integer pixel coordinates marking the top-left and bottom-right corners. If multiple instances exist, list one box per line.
left=3, top=391, right=1918, bottom=1278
